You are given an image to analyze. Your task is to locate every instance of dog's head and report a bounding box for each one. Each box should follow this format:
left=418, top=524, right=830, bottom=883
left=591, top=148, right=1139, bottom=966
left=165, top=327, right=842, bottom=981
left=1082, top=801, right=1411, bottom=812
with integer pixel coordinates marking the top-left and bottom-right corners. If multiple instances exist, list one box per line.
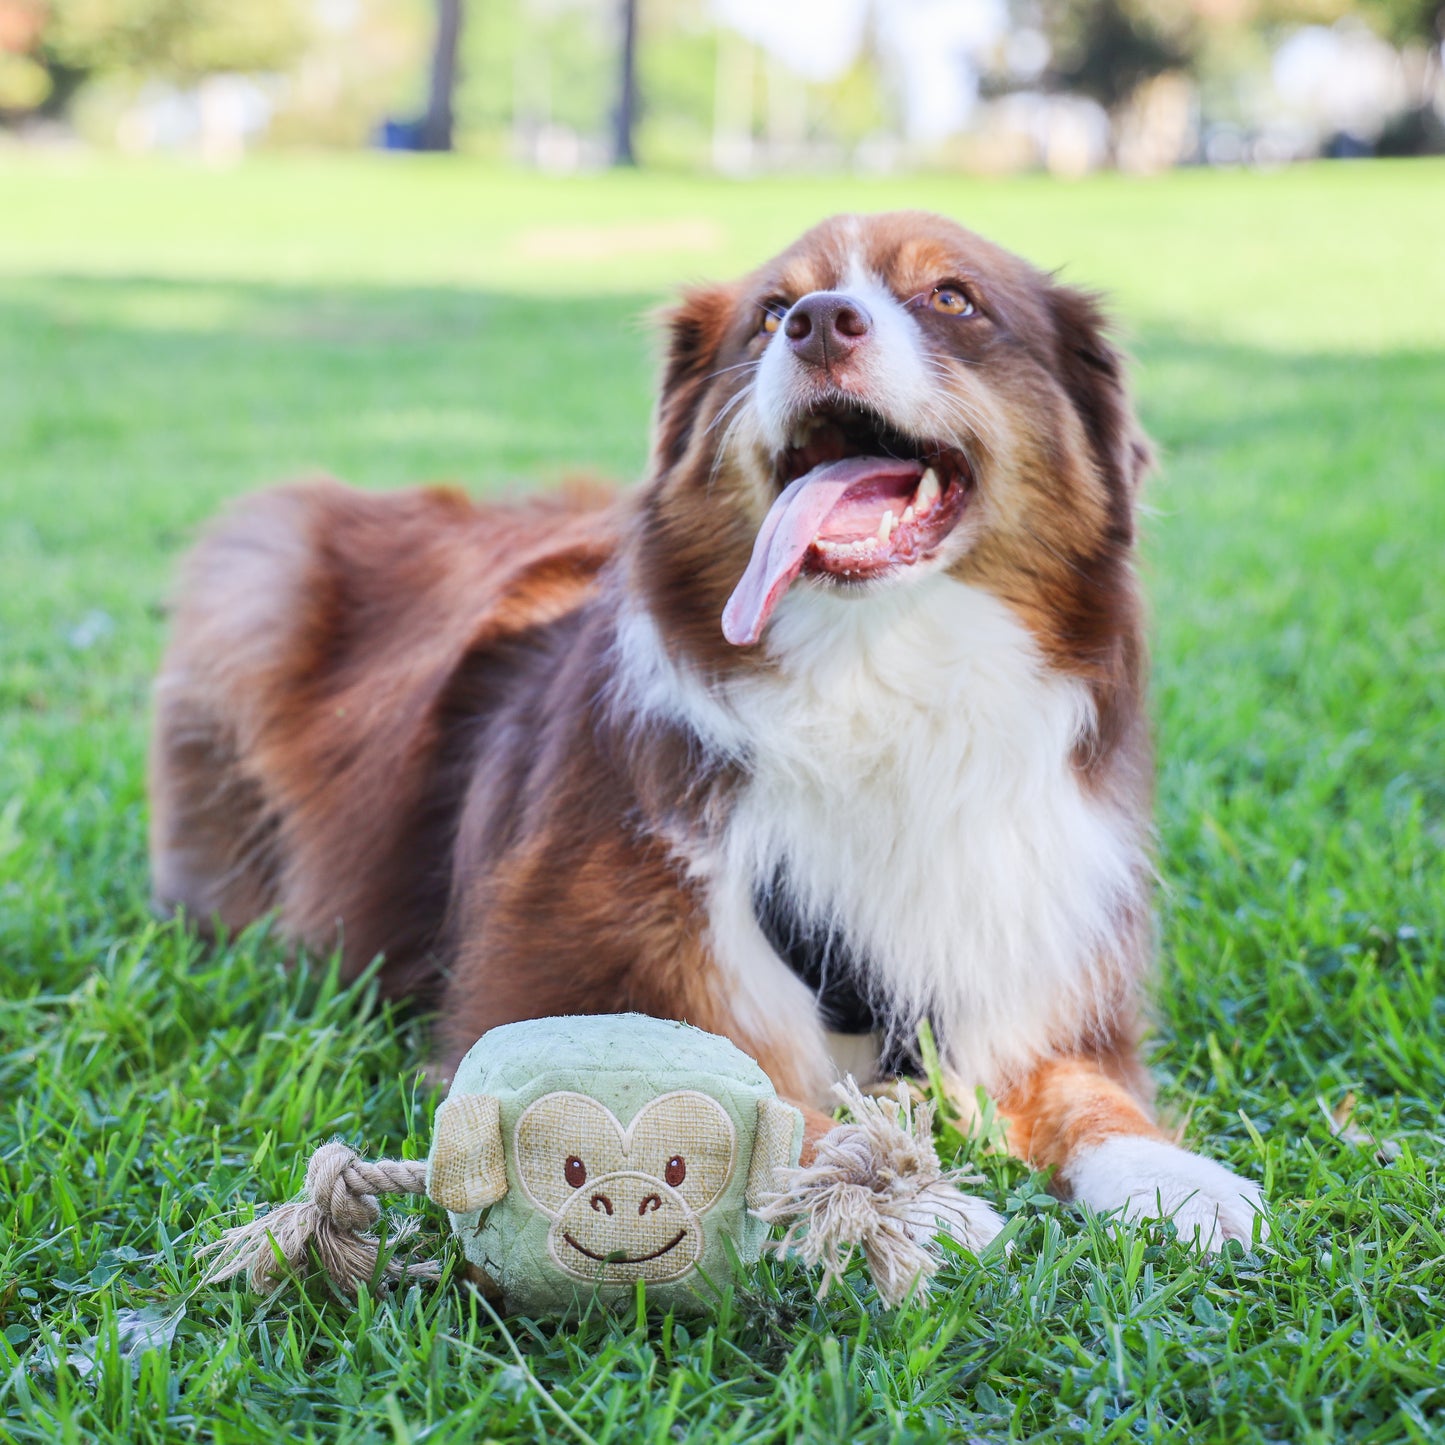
left=632, top=211, right=1150, bottom=682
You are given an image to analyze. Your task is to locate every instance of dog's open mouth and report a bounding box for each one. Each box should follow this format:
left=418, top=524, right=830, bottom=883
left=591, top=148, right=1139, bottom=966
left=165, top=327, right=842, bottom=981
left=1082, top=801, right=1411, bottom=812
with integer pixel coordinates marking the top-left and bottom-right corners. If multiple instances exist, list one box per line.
left=722, top=402, right=972, bottom=646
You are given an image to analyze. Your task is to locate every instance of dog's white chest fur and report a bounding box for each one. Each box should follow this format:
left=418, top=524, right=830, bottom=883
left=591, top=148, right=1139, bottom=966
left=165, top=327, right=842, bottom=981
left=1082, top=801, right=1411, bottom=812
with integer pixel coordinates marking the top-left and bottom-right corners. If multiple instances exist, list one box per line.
left=619, top=578, right=1145, bottom=1091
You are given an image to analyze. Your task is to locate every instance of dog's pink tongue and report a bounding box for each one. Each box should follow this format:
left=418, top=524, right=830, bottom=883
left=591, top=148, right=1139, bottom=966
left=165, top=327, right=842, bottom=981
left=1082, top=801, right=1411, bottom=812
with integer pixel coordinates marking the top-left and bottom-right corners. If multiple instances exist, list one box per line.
left=722, top=456, right=923, bottom=646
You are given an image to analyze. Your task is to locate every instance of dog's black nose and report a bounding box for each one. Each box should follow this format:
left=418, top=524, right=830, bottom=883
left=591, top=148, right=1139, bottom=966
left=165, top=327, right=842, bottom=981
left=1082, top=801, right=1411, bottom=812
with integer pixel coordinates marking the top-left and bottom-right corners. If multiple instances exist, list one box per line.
left=784, top=292, right=872, bottom=367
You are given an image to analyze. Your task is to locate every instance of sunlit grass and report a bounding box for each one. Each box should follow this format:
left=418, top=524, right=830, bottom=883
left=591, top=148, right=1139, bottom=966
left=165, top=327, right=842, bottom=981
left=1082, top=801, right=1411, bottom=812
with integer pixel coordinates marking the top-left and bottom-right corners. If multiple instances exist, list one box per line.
left=1, top=156, right=1442, bottom=1442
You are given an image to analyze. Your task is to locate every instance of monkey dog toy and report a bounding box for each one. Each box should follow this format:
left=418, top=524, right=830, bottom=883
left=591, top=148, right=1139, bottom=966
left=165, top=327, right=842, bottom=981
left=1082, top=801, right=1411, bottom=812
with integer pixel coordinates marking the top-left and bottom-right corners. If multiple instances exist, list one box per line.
left=202, top=1013, right=1001, bottom=1313
left=428, top=1014, right=803, bottom=1311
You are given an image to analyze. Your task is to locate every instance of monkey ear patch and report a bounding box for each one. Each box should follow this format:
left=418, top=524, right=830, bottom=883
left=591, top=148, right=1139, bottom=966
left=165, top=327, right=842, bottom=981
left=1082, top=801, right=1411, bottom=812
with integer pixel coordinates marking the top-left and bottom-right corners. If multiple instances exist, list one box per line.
left=427, top=1093, right=507, bottom=1213
left=747, top=1097, right=805, bottom=1210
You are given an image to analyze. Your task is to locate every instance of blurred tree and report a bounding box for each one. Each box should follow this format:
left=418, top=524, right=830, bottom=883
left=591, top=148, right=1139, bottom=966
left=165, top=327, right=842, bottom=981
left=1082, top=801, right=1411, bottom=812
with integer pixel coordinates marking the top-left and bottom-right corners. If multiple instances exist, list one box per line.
left=420, top=0, right=465, bottom=150
left=1363, top=0, right=1445, bottom=155
left=1360, top=0, right=1445, bottom=43
left=0, top=0, right=54, bottom=114
left=1038, top=0, right=1198, bottom=113
left=613, top=0, right=637, bottom=163
left=43, top=0, right=307, bottom=82
left=1249, top=0, right=1444, bottom=43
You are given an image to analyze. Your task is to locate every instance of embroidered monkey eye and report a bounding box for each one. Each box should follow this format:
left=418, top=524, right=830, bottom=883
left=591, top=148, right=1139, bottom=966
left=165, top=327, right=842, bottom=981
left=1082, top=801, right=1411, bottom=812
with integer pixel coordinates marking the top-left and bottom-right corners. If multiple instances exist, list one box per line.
left=930, top=285, right=975, bottom=317
left=564, top=1155, right=586, bottom=1188
left=665, top=1155, right=686, bottom=1187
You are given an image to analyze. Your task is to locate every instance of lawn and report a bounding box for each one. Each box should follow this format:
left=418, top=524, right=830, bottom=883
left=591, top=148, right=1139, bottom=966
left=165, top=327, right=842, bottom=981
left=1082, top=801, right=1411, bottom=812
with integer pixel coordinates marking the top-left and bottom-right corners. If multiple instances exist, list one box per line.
left=1, top=154, right=1443, bottom=1443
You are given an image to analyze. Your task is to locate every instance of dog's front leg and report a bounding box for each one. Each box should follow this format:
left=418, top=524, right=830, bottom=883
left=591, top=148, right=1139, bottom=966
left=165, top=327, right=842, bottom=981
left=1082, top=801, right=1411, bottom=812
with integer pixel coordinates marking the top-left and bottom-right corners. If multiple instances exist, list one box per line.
left=998, top=1056, right=1268, bottom=1251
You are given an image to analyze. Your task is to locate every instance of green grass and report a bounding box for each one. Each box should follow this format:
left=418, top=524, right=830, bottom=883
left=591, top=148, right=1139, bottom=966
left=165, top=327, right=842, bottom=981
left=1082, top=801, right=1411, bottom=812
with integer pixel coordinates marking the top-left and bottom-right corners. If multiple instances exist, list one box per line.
left=1, top=154, right=1443, bottom=1443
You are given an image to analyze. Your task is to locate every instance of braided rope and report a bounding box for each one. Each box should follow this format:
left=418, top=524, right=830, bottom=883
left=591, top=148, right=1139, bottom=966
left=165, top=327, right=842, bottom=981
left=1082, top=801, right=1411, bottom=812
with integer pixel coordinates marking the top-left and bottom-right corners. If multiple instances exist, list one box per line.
left=200, top=1141, right=439, bottom=1296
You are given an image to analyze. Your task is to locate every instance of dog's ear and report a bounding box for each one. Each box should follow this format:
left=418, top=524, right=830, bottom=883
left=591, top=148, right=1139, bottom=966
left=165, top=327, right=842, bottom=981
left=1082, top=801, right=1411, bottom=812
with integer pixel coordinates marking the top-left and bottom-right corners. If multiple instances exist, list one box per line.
left=652, top=283, right=738, bottom=473
left=1049, top=285, right=1152, bottom=519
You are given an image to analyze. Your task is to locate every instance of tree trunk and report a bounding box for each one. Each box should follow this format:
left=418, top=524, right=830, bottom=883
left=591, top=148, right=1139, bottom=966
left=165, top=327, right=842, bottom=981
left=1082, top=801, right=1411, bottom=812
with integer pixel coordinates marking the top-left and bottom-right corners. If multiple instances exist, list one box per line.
left=612, top=0, right=638, bottom=166
left=420, top=0, right=465, bottom=152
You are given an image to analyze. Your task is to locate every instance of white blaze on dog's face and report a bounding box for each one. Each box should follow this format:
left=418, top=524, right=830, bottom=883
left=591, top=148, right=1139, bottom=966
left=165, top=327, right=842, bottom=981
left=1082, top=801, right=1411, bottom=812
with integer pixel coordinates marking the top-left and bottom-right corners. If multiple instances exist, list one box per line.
left=637, top=211, right=1149, bottom=669
left=514, top=1089, right=736, bottom=1283
left=723, top=261, right=983, bottom=645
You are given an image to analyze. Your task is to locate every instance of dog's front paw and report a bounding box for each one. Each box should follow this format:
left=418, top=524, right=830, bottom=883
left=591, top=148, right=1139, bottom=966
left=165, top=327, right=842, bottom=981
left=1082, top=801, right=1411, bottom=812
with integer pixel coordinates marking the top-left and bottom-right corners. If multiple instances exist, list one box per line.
left=1067, top=1136, right=1267, bottom=1251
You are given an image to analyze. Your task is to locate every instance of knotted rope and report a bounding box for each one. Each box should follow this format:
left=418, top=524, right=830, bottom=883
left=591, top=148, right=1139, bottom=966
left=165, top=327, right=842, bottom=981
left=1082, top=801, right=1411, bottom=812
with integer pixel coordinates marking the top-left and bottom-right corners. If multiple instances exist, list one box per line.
left=755, top=1079, right=998, bottom=1306
left=199, top=1141, right=440, bottom=1296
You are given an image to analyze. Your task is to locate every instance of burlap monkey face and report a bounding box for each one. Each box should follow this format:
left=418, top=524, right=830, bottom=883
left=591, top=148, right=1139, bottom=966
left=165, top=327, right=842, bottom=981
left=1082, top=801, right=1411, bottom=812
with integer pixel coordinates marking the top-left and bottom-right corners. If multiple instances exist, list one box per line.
left=425, top=1015, right=804, bottom=1314
left=515, top=1089, right=734, bottom=1282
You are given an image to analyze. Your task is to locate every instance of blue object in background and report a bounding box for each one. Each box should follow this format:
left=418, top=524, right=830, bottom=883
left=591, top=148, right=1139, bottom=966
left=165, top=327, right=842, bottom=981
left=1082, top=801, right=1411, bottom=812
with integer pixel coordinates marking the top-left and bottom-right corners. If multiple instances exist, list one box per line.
left=377, top=117, right=426, bottom=151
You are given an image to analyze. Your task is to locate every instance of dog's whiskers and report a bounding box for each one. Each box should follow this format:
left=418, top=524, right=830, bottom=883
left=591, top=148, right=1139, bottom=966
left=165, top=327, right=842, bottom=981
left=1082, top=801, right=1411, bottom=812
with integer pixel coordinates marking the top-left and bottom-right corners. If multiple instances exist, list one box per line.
left=921, top=366, right=1002, bottom=452
left=699, top=358, right=762, bottom=386
left=703, top=380, right=756, bottom=440
left=705, top=401, right=757, bottom=495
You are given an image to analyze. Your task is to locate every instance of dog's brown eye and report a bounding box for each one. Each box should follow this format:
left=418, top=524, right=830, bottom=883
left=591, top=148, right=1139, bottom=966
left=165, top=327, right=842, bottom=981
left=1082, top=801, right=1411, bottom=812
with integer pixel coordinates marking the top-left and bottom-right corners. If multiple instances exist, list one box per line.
left=665, top=1155, right=686, bottom=1187
left=565, top=1155, right=586, bottom=1188
left=930, top=286, right=974, bottom=317
left=759, top=300, right=786, bottom=335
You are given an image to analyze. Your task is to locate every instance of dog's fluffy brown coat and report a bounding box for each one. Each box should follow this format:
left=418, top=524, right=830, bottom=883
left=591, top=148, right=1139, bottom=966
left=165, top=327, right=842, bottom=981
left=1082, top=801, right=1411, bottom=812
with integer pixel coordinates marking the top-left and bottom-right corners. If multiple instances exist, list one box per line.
left=150, top=212, right=1265, bottom=1246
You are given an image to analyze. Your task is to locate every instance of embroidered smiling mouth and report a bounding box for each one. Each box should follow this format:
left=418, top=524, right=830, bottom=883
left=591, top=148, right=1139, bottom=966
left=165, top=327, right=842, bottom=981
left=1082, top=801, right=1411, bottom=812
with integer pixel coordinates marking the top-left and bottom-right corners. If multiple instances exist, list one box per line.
left=722, top=399, right=973, bottom=647
left=562, top=1230, right=688, bottom=1264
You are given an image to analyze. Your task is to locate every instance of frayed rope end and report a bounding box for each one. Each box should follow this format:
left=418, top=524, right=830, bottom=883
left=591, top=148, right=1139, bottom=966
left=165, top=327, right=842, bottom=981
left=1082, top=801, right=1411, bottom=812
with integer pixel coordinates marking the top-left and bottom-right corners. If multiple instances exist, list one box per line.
left=755, top=1078, right=1006, bottom=1307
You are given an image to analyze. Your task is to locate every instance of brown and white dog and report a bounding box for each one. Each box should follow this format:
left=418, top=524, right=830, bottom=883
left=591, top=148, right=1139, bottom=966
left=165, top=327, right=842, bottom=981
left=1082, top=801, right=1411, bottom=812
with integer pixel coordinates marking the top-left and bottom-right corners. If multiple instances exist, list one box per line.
left=149, top=211, right=1265, bottom=1251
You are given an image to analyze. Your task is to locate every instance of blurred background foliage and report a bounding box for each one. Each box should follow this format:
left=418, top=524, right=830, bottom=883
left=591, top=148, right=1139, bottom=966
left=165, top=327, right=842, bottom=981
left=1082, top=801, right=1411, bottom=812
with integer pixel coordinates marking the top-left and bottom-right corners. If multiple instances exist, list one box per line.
left=0, top=0, right=1442, bottom=171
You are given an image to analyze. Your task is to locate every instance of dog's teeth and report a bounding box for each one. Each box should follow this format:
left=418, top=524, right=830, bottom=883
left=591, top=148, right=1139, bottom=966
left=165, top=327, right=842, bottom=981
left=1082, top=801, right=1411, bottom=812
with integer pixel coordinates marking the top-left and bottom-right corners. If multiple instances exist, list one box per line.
left=917, top=468, right=940, bottom=512
left=789, top=423, right=809, bottom=449
left=877, top=511, right=895, bottom=544
left=902, top=505, right=915, bottom=526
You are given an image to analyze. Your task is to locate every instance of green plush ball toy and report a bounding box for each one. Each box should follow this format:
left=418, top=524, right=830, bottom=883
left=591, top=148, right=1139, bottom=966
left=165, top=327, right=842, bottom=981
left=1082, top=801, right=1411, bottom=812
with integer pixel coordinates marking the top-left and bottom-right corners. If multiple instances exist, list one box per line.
left=204, top=1014, right=807, bottom=1316
left=202, top=1012, right=982, bottom=1314
left=426, top=1015, right=804, bottom=1313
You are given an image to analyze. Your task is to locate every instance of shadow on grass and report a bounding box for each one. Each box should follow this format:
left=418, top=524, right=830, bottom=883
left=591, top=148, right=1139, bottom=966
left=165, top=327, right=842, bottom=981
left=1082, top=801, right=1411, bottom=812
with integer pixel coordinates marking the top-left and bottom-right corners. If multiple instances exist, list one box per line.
left=2, top=270, right=1442, bottom=523
left=0, top=276, right=660, bottom=528
left=1, top=269, right=1441, bottom=971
